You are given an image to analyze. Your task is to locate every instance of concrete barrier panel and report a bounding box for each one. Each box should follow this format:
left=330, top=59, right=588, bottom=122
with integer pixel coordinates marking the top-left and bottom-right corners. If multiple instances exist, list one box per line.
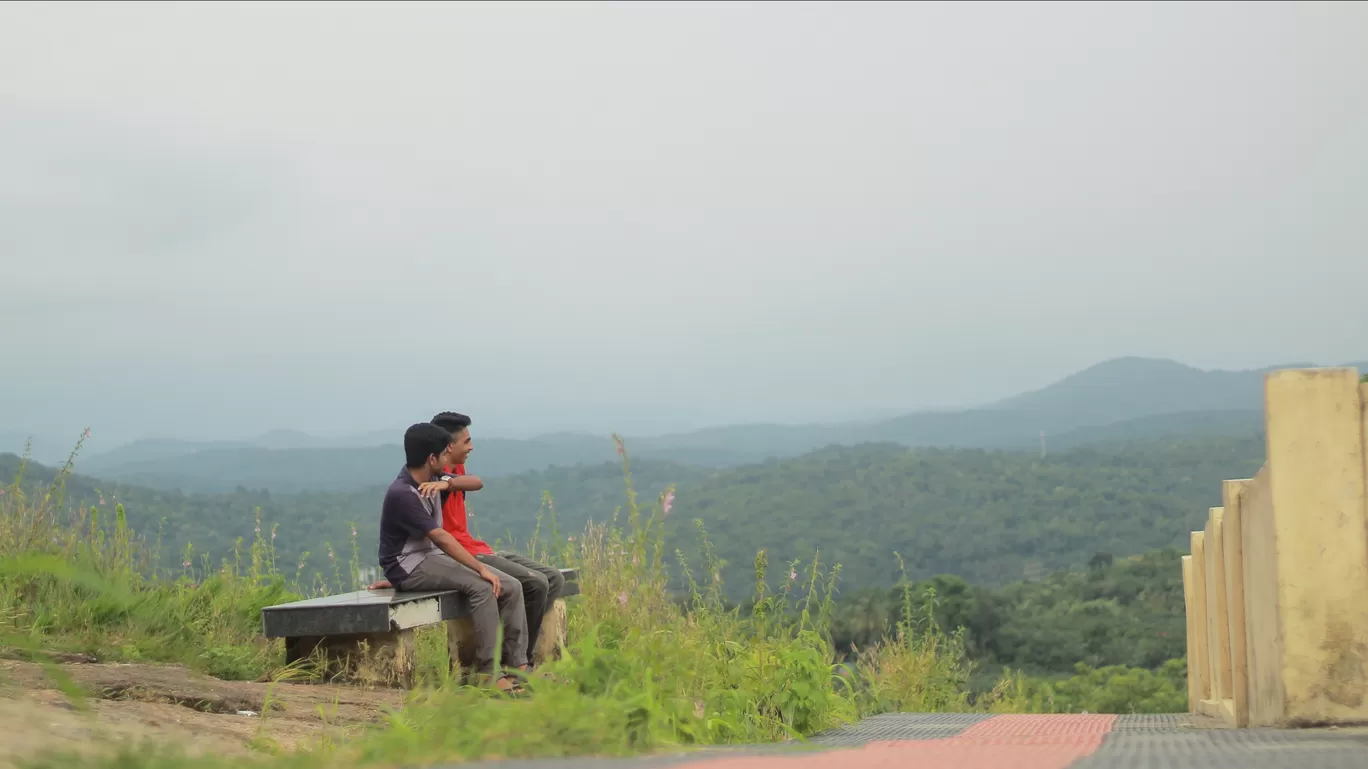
left=1264, top=368, right=1368, bottom=725
left=1223, top=479, right=1252, bottom=727
left=1240, top=466, right=1284, bottom=727
left=1182, top=555, right=1198, bottom=713
left=1205, top=508, right=1232, bottom=705
left=1190, top=531, right=1211, bottom=705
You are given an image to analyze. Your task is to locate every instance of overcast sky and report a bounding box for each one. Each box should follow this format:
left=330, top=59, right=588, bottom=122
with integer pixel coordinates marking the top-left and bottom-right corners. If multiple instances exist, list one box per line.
left=2, top=1, right=1366, bottom=447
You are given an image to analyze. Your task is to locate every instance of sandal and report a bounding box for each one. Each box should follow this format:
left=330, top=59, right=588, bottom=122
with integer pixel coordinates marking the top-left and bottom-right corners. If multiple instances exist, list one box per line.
left=494, top=675, right=526, bottom=696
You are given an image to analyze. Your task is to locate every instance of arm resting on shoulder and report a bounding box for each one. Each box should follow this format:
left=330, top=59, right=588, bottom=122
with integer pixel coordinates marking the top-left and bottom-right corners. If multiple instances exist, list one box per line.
left=442, top=475, right=483, bottom=492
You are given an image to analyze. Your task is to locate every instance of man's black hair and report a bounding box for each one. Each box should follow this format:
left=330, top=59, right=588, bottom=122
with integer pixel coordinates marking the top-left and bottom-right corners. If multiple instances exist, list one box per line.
left=431, top=411, right=472, bottom=435
left=404, top=422, right=453, bottom=468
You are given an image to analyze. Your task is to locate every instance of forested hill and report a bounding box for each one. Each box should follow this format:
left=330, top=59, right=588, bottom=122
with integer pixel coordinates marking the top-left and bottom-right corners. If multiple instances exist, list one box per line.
left=661, top=435, right=1264, bottom=596
left=2, top=432, right=1264, bottom=599
left=831, top=548, right=1188, bottom=675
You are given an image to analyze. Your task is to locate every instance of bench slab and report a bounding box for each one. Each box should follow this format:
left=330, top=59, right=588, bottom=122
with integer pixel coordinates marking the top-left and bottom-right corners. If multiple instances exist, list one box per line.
left=262, top=568, right=579, bottom=639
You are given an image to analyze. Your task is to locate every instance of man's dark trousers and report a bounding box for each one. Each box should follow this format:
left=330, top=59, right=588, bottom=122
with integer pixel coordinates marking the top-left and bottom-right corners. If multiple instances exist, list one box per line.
left=475, top=551, right=566, bottom=658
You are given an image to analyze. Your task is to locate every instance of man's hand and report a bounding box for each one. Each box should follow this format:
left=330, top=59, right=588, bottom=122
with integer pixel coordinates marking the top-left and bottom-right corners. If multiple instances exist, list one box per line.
left=477, top=564, right=502, bottom=598
left=417, top=480, right=449, bottom=498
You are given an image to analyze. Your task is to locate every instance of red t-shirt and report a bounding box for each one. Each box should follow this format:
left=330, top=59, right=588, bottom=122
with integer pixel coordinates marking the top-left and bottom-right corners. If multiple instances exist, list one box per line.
left=441, top=464, right=493, bottom=556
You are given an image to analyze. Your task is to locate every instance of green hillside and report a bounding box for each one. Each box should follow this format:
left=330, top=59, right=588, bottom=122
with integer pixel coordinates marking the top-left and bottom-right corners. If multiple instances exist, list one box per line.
left=0, top=452, right=702, bottom=585
left=4, top=429, right=1263, bottom=603
left=830, top=548, right=1186, bottom=674
left=663, top=436, right=1263, bottom=595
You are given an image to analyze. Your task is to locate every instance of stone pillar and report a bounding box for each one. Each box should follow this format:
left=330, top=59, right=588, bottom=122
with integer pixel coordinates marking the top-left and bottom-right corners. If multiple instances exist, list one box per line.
left=1182, top=555, right=1201, bottom=712
left=1188, top=531, right=1211, bottom=706
left=1222, top=479, right=1252, bottom=727
left=1257, top=368, right=1368, bottom=725
left=1204, top=507, right=1232, bottom=709
left=445, top=597, right=571, bottom=683
left=285, top=630, right=416, bottom=688
left=533, top=598, right=569, bottom=666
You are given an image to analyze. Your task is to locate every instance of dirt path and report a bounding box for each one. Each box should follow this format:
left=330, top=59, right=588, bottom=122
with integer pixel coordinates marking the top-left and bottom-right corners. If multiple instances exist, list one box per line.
left=0, top=659, right=407, bottom=767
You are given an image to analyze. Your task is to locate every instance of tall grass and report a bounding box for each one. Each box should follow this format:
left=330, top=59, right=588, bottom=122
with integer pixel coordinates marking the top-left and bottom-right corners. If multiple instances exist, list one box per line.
left=3, top=434, right=1019, bottom=768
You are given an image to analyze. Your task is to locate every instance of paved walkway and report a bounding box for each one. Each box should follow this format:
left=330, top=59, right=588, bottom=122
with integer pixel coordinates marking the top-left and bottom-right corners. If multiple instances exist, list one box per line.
left=464, top=713, right=1368, bottom=769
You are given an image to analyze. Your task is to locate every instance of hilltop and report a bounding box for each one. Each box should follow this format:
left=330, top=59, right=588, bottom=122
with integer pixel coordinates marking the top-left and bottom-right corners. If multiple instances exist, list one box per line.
left=51, top=356, right=1334, bottom=494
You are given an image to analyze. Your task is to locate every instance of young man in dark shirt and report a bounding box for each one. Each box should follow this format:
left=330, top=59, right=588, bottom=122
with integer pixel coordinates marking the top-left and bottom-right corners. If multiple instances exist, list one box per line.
left=378, top=422, right=527, bottom=692
left=429, top=411, right=566, bottom=660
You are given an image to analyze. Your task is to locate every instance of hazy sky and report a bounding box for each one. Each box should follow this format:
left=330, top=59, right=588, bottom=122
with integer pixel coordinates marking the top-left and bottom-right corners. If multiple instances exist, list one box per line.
left=2, top=1, right=1366, bottom=447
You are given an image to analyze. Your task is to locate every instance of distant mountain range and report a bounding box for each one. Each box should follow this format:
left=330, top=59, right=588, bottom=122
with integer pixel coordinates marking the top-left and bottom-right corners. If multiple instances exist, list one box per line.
left=13, top=356, right=1360, bottom=494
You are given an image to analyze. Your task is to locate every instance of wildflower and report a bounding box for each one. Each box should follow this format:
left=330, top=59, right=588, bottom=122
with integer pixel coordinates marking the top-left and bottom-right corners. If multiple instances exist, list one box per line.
left=255, top=525, right=261, bottom=535
left=789, top=570, right=797, bottom=581
left=328, top=547, right=335, bottom=560
left=568, top=536, right=575, bottom=542
left=613, top=435, right=625, bottom=456
left=183, top=560, right=191, bottom=569
left=82, top=428, right=92, bottom=440
left=99, top=497, right=106, bottom=506
left=617, top=592, right=628, bottom=607
left=351, top=526, right=357, bottom=539
left=271, top=530, right=277, bottom=541
left=632, top=555, right=639, bottom=566
left=662, top=490, right=675, bottom=517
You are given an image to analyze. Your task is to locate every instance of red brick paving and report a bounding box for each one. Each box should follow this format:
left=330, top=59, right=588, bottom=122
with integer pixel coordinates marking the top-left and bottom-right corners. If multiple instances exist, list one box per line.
left=673, top=714, right=1117, bottom=769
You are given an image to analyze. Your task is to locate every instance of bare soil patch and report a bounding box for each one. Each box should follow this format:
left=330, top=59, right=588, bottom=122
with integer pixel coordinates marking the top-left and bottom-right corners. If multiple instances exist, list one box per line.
left=0, top=660, right=407, bottom=767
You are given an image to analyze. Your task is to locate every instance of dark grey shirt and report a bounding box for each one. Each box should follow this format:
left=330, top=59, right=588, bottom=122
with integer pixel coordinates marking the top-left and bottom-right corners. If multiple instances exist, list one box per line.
left=378, top=467, right=442, bottom=586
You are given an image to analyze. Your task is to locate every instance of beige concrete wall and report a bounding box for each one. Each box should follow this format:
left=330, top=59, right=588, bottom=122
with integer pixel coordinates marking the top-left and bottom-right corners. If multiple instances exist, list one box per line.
left=1222, top=479, right=1251, bottom=727
left=1189, top=531, right=1211, bottom=706
left=1240, top=465, right=1284, bottom=726
left=1182, top=555, right=1199, bottom=712
left=1204, top=508, right=1232, bottom=704
left=1182, top=367, right=1368, bottom=728
left=1263, top=368, right=1368, bottom=725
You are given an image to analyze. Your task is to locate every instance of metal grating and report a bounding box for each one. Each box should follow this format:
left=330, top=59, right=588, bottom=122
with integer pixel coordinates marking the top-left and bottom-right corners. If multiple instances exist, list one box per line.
left=806, top=712, right=993, bottom=745
left=1111, top=714, right=1193, bottom=730
left=1073, top=728, right=1368, bottom=769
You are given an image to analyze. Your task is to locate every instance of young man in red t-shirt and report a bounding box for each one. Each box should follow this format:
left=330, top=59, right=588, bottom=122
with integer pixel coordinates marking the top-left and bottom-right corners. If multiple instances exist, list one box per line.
left=429, top=411, right=566, bottom=661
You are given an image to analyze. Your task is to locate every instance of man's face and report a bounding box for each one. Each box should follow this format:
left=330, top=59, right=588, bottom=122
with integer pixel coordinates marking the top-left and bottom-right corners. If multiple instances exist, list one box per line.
left=446, top=428, right=473, bottom=466
left=428, top=441, right=451, bottom=475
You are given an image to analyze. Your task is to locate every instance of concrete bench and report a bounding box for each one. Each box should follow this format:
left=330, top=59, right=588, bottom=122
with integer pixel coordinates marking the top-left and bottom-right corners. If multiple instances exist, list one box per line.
left=261, top=568, right=579, bottom=687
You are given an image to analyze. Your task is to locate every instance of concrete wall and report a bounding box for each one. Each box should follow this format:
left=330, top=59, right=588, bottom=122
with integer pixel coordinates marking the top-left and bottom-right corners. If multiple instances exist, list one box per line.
left=1239, top=467, right=1282, bottom=726
left=1221, top=479, right=1250, bottom=727
left=1184, top=367, right=1368, bottom=727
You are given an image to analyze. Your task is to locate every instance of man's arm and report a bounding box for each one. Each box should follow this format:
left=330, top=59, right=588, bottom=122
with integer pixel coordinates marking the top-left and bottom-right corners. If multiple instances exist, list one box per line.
left=417, top=475, right=483, bottom=499
left=427, top=528, right=501, bottom=597
left=444, top=475, right=483, bottom=492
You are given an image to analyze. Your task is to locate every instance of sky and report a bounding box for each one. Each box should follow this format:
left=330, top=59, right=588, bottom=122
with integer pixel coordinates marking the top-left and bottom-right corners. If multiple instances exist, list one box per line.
left=2, top=1, right=1366, bottom=449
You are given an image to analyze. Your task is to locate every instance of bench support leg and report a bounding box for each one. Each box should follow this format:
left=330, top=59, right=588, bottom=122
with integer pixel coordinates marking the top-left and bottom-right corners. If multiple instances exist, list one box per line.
left=533, top=598, right=569, bottom=667
left=283, top=630, right=416, bottom=688
left=444, top=597, right=571, bottom=680
left=446, top=616, right=478, bottom=685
